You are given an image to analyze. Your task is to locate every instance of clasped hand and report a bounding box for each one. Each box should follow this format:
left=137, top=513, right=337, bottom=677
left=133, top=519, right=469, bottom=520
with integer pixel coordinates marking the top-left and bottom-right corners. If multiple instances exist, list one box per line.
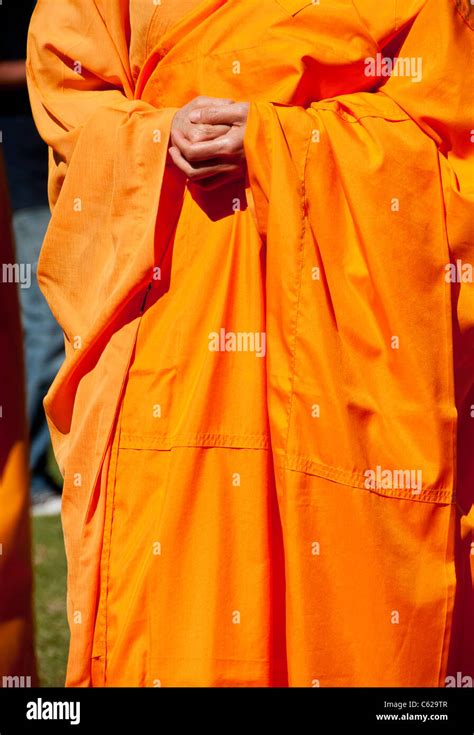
left=169, top=96, right=250, bottom=189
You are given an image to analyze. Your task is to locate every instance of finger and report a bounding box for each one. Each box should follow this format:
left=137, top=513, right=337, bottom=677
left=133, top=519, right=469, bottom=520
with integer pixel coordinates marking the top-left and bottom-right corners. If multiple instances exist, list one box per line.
left=188, top=103, right=246, bottom=125
left=172, top=128, right=240, bottom=162
left=168, top=145, right=241, bottom=181
left=189, top=123, right=232, bottom=142
left=189, top=96, right=235, bottom=110
left=169, top=145, right=222, bottom=170
left=172, top=128, right=232, bottom=160
left=179, top=122, right=231, bottom=144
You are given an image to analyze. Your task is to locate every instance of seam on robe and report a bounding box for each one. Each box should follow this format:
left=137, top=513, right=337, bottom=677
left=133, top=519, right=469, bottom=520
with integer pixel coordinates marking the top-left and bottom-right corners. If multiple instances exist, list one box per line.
left=95, top=411, right=121, bottom=663
left=273, top=0, right=317, bottom=15
left=145, top=3, right=161, bottom=58
left=118, top=432, right=271, bottom=450
left=96, top=401, right=123, bottom=686
left=146, top=654, right=289, bottom=663
left=350, top=0, right=381, bottom=49
left=271, top=108, right=309, bottom=471
left=284, top=453, right=453, bottom=503
left=314, top=103, right=411, bottom=124
left=433, top=149, right=458, bottom=507
left=145, top=40, right=273, bottom=71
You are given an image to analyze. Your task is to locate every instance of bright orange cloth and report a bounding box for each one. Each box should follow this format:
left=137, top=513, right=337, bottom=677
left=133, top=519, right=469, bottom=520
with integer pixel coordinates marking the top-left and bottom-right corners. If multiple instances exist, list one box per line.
left=27, top=0, right=473, bottom=686
left=0, top=155, right=37, bottom=685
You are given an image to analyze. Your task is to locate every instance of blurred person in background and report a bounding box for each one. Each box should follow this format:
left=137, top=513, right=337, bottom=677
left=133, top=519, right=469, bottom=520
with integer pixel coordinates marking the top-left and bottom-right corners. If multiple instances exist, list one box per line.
left=0, top=0, right=64, bottom=516
left=0, top=150, right=37, bottom=687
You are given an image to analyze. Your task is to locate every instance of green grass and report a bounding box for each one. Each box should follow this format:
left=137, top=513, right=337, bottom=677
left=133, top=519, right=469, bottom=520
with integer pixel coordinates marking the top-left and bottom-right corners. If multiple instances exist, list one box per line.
left=32, top=514, right=69, bottom=687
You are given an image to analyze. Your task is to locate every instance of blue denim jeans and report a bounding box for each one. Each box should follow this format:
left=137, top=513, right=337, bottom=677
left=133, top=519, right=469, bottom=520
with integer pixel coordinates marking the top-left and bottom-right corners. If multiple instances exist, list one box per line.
left=13, top=206, right=64, bottom=495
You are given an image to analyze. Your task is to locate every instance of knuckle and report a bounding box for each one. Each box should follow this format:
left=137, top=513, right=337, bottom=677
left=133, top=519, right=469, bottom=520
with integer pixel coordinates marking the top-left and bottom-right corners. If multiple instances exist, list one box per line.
left=189, top=128, right=202, bottom=143
left=219, top=137, right=231, bottom=153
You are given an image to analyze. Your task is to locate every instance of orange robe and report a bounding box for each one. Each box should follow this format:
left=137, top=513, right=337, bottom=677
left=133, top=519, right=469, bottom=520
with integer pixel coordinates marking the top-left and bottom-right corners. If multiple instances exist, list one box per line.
left=27, top=0, right=473, bottom=687
left=0, top=154, right=36, bottom=684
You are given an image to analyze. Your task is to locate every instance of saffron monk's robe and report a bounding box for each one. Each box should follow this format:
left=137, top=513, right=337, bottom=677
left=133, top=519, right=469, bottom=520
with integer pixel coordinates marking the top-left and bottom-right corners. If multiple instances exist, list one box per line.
left=27, top=0, right=474, bottom=687
left=0, top=155, right=37, bottom=684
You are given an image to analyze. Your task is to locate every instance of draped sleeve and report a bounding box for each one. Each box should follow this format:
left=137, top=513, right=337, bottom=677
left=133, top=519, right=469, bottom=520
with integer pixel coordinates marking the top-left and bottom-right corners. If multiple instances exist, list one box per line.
left=244, top=0, right=474, bottom=500
left=26, top=0, right=179, bottom=344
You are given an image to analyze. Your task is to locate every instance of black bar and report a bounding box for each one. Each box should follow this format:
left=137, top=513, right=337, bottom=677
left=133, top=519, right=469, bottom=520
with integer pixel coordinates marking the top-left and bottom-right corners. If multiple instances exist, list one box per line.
left=0, top=687, right=472, bottom=733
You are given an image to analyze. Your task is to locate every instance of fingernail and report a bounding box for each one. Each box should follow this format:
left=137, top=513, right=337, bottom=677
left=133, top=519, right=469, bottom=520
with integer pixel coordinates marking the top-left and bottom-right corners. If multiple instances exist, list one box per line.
left=189, top=110, right=201, bottom=122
